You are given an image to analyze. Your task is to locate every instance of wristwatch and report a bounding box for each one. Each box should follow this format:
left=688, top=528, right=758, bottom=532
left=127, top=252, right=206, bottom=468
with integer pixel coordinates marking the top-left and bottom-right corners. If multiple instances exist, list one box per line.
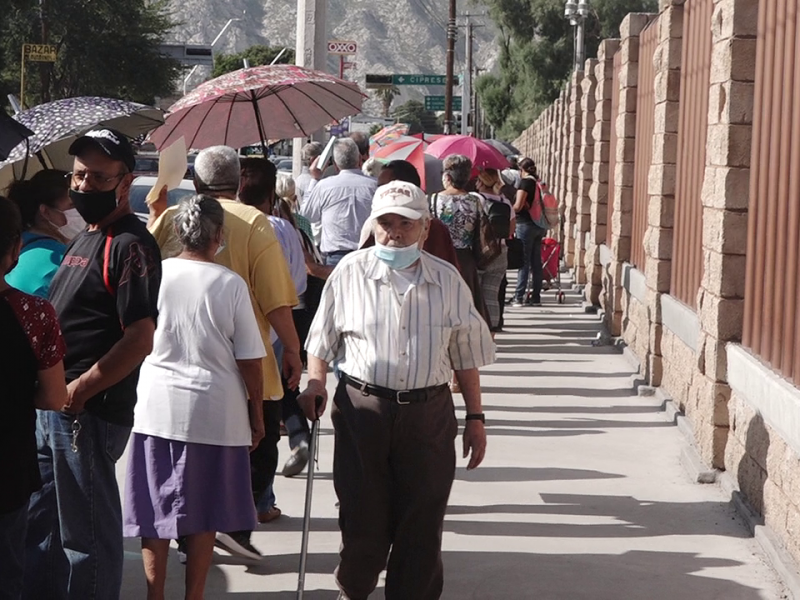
left=465, top=413, right=485, bottom=423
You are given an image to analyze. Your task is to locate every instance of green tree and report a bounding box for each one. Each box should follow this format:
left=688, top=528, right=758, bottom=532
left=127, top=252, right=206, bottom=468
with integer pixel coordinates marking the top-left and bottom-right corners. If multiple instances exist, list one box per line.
left=373, top=85, right=400, bottom=117
left=0, top=0, right=180, bottom=108
left=393, top=100, right=442, bottom=135
left=479, top=0, right=658, bottom=139
left=212, top=45, right=295, bottom=78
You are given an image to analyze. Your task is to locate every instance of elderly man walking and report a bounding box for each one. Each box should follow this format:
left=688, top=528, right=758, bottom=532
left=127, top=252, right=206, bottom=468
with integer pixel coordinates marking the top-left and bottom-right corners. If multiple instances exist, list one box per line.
left=298, top=181, right=493, bottom=600
left=300, top=138, right=377, bottom=267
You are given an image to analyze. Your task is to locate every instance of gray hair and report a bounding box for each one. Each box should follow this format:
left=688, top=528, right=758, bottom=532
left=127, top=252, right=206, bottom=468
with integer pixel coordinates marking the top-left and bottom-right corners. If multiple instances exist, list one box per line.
left=276, top=174, right=296, bottom=201
left=174, top=194, right=225, bottom=252
left=194, top=145, right=240, bottom=193
left=362, top=157, right=383, bottom=178
left=301, top=141, right=323, bottom=166
left=333, top=138, right=360, bottom=170
left=442, top=154, right=473, bottom=190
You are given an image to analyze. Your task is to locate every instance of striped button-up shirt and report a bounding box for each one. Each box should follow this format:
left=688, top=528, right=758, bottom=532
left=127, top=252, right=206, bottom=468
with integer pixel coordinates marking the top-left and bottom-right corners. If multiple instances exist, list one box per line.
left=305, top=249, right=495, bottom=390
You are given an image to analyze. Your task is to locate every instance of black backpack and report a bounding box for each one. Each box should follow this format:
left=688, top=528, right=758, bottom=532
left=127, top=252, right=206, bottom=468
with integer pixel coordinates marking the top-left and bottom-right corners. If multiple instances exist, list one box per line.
left=474, top=192, right=512, bottom=240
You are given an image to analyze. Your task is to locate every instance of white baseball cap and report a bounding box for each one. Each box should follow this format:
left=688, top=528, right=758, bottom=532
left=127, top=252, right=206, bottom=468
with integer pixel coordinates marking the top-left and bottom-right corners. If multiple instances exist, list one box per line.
left=370, top=180, right=430, bottom=221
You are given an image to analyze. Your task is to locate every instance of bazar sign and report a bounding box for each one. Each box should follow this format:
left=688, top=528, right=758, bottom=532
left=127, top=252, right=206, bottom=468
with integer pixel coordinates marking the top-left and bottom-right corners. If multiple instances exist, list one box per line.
left=24, top=43, right=57, bottom=62
left=327, top=40, right=357, bottom=55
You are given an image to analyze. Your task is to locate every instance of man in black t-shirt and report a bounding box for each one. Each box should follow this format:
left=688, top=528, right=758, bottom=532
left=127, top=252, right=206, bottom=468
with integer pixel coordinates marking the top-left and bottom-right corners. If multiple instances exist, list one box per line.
left=24, top=129, right=161, bottom=600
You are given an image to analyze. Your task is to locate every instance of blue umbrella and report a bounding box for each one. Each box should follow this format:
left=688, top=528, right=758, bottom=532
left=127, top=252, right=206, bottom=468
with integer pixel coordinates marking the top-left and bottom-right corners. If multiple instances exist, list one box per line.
left=0, top=96, right=163, bottom=176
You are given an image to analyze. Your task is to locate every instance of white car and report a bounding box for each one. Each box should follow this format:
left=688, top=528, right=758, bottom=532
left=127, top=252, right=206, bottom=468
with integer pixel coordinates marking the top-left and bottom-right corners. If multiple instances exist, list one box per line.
left=129, top=176, right=197, bottom=224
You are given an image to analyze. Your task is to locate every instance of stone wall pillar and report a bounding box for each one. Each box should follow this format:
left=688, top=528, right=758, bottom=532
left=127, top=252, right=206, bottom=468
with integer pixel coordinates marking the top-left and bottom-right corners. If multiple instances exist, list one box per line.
left=605, top=14, right=656, bottom=336
left=643, top=2, right=684, bottom=387
left=575, top=60, right=598, bottom=285
left=564, top=72, right=584, bottom=269
left=695, top=0, right=757, bottom=468
left=586, top=40, right=620, bottom=306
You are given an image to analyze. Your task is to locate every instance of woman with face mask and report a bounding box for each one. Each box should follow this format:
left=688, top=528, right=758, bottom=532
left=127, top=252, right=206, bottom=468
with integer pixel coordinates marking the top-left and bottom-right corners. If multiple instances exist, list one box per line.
left=6, top=170, right=85, bottom=298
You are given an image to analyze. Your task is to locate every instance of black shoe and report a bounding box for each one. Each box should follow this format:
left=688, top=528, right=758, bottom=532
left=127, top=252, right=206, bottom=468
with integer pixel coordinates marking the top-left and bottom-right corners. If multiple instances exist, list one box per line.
left=282, top=442, right=310, bottom=477
left=215, top=532, right=262, bottom=560
left=176, top=537, right=187, bottom=565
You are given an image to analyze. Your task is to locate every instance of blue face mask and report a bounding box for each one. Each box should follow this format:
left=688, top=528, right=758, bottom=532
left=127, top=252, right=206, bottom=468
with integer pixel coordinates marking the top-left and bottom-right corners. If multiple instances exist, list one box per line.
left=373, top=240, right=421, bottom=270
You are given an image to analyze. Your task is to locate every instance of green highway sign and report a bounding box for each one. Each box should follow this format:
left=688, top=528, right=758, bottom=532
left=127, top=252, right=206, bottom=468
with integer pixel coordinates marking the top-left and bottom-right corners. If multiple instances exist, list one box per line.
left=393, top=74, right=447, bottom=85
left=424, top=96, right=462, bottom=111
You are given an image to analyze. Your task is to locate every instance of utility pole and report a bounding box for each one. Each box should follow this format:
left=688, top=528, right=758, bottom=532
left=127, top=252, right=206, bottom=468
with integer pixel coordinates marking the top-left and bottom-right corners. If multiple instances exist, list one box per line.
left=444, top=0, right=457, bottom=134
left=462, top=19, right=472, bottom=136
left=39, top=0, right=50, bottom=103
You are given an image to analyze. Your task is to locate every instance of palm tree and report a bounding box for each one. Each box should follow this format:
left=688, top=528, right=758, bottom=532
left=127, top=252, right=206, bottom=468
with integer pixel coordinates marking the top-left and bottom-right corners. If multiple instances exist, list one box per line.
left=374, top=86, right=400, bottom=117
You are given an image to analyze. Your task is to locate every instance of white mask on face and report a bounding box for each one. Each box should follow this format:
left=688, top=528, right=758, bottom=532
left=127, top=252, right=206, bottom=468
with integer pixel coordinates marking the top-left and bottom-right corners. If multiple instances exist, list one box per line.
left=58, top=208, right=87, bottom=240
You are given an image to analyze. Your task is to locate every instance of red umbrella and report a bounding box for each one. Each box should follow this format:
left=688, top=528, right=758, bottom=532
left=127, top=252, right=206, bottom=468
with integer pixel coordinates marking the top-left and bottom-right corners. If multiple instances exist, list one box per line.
left=149, top=64, right=365, bottom=151
left=373, top=137, right=428, bottom=189
left=425, top=134, right=510, bottom=172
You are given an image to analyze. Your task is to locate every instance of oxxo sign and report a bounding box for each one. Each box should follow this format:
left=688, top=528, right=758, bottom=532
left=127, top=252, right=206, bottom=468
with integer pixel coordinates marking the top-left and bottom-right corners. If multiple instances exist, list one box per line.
left=327, top=40, right=357, bottom=55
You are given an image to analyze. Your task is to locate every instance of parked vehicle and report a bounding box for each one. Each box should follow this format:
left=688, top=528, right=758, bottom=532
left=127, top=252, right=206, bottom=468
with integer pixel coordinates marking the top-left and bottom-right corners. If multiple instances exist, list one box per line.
left=129, top=176, right=196, bottom=223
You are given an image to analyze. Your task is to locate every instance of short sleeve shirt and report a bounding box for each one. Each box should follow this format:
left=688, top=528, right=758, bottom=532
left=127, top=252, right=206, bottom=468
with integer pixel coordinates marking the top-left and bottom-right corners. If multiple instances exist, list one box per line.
left=431, top=192, right=481, bottom=250
left=49, top=214, right=162, bottom=426
left=516, top=178, right=538, bottom=224
left=1, top=288, right=66, bottom=512
left=6, top=232, right=67, bottom=298
left=134, top=259, right=266, bottom=446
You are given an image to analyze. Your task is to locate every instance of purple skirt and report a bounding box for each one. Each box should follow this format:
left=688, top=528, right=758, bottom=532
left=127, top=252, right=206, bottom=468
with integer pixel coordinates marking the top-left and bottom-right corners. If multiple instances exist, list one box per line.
left=123, top=433, right=257, bottom=539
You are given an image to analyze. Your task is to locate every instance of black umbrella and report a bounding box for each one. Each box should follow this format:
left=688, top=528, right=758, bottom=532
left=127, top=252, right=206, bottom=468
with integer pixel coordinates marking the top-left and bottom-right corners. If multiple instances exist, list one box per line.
left=0, top=112, right=34, bottom=161
left=482, top=138, right=521, bottom=157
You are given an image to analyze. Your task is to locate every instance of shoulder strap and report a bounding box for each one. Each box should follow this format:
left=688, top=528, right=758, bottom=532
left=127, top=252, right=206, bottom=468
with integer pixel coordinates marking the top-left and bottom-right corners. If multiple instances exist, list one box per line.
left=102, top=228, right=115, bottom=297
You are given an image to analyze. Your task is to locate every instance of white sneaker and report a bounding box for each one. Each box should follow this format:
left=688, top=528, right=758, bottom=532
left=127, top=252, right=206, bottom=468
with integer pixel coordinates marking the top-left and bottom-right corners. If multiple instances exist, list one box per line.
left=214, top=532, right=263, bottom=561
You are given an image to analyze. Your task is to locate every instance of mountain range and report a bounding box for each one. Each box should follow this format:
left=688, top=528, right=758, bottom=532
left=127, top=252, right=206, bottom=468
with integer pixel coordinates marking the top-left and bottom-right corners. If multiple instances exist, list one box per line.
left=164, top=0, right=499, bottom=115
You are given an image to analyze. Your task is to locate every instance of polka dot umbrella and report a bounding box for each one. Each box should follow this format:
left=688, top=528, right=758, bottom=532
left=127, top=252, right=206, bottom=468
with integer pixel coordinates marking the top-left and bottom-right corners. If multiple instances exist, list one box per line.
left=149, top=64, right=366, bottom=153
left=0, top=96, right=164, bottom=180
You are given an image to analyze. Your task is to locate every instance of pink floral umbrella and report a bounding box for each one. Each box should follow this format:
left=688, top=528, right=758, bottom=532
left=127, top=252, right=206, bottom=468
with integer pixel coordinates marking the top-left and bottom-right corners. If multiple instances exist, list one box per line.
left=149, top=64, right=365, bottom=151
left=425, top=134, right=510, bottom=173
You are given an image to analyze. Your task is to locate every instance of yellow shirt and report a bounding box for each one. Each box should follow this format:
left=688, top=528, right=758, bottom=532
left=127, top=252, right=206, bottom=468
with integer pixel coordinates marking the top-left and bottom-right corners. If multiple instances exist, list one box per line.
left=149, top=199, right=298, bottom=400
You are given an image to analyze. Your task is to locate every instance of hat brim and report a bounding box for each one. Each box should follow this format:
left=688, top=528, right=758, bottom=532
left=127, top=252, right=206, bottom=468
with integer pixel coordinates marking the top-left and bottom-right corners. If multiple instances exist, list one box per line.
left=370, top=206, right=427, bottom=221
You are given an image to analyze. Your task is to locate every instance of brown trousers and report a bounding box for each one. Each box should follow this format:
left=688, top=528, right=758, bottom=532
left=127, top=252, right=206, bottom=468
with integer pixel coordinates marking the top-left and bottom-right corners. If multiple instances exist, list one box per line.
left=332, top=378, right=458, bottom=600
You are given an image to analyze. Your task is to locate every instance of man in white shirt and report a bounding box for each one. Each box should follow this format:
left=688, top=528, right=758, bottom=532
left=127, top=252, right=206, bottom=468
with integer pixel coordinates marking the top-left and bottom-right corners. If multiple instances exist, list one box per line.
left=299, top=181, right=494, bottom=600
left=299, top=138, right=377, bottom=267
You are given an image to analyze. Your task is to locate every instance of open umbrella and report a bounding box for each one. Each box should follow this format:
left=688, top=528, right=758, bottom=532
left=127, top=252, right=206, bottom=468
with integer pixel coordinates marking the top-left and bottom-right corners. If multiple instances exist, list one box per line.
left=0, top=96, right=164, bottom=178
left=149, top=64, right=365, bottom=153
left=0, top=113, right=34, bottom=161
left=425, top=135, right=510, bottom=173
left=368, top=123, right=410, bottom=154
left=482, top=138, right=520, bottom=157
left=373, top=137, right=435, bottom=191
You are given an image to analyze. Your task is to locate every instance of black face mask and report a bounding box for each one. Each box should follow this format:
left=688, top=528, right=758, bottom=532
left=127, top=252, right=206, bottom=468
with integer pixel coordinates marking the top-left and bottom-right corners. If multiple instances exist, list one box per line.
left=69, top=186, right=120, bottom=225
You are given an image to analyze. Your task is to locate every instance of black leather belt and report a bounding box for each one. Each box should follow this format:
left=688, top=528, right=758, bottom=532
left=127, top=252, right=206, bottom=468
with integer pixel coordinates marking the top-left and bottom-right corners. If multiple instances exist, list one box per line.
left=342, top=373, right=449, bottom=405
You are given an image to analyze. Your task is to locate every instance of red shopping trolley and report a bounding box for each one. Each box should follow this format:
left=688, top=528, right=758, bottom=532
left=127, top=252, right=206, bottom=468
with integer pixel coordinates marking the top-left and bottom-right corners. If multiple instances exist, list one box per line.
left=525, top=237, right=565, bottom=304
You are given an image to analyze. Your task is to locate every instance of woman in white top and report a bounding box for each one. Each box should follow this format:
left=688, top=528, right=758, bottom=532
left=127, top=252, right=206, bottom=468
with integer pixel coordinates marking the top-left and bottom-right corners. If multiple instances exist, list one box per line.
left=123, top=195, right=266, bottom=600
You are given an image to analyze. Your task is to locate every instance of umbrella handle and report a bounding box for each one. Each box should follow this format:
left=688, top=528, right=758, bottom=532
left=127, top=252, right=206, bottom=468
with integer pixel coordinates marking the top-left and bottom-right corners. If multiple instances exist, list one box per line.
left=297, top=395, right=324, bottom=599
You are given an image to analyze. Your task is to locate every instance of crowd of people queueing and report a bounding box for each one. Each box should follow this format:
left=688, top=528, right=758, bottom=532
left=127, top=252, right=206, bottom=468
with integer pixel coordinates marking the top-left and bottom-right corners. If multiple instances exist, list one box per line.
left=1, top=127, right=549, bottom=600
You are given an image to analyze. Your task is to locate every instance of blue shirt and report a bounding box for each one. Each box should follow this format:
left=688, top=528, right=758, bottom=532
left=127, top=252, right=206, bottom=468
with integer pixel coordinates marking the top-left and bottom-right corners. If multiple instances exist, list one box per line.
left=299, top=169, right=377, bottom=254
left=7, top=232, right=66, bottom=298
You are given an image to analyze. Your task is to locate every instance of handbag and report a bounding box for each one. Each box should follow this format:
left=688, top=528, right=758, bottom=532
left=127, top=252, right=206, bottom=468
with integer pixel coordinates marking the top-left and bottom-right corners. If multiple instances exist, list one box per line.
left=506, top=237, right=524, bottom=270
left=470, top=194, right=502, bottom=270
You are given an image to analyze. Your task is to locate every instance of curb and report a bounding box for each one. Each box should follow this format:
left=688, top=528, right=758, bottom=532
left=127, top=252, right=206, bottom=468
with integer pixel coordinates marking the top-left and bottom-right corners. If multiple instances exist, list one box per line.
left=647, top=387, right=800, bottom=598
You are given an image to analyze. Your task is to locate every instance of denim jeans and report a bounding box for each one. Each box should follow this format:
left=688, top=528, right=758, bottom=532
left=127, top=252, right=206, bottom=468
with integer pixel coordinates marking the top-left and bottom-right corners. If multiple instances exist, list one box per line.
left=514, top=221, right=546, bottom=303
left=0, top=504, right=28, bottom=600
left=24, top=410, right=131, bottom=600
left=324, top=251, right=351, bottom=268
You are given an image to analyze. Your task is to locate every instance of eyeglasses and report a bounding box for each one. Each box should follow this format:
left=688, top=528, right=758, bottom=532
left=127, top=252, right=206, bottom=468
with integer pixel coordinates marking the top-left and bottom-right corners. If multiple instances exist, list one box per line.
left=66, top=171, right=126, bottom=187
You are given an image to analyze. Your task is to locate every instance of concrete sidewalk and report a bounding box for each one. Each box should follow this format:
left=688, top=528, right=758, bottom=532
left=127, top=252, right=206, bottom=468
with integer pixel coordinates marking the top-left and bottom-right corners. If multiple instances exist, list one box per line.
left=119, top=283, right=788, bottom=599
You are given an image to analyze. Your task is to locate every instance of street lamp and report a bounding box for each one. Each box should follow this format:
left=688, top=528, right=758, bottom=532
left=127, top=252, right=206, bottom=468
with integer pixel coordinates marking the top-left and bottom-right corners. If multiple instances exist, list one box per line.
left=564, top=0, right=589, bottom=72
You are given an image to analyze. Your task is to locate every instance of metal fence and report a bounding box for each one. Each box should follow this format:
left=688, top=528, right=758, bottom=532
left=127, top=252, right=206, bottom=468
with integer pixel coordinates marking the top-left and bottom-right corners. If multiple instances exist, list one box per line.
left=743, top=0, right=800, bottom=382
left=630, top=20, right=659, bottom=270
left=670, top=0, right=714, bottom=307
left=607, top=50, right=622, bottom=246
